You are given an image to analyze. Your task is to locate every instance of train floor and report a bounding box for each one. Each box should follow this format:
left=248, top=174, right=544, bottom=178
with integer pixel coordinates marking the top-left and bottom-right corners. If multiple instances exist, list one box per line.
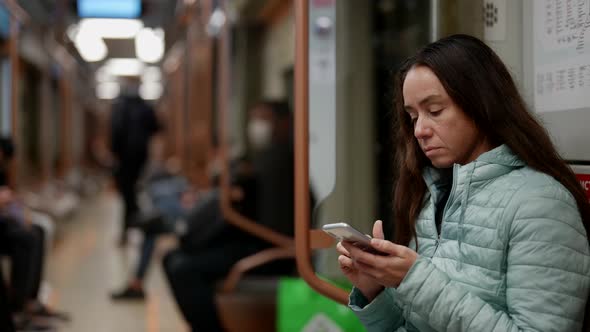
left=44, top=190, right=188, bottom=332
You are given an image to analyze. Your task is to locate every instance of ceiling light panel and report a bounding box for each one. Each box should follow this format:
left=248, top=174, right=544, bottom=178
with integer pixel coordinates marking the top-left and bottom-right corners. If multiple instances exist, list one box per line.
left=78, top=18, right=143, bottom=39
left=78, top=0, right=141, bottom=19
left=135, top=27, right=165, bottom=63
left=103, top=58, right=145, bottom=76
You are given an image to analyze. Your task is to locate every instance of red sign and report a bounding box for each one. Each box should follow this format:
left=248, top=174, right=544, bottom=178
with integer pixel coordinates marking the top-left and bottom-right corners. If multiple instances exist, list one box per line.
left=576, top=173, right=590, bottom=201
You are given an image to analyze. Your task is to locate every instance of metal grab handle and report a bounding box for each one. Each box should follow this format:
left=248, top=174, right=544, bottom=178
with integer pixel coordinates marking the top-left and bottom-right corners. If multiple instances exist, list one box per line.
left=219, top=247, right=296, bottom=293
left=294, top=0, right=349, bottom=305
left=216, top=0, right=294, bottom=249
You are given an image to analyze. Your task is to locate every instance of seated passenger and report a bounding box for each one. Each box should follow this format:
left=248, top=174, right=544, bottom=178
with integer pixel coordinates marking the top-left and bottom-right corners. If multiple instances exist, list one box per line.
left=162, top=100, right=295, bottom=332
left=111, top=145, right=252, bottom=300
left=0, top=137, right=69, bottom=331
left=111, top=155, right=195, bottom=300
left=0, top=261, right=14, bottom=332
left=336, top=34, right=590, bottom=331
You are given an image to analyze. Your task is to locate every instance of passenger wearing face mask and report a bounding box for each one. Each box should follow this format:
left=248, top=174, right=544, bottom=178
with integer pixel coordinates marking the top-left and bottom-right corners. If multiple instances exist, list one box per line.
left=162, top=100, right=296, bottom=332
left=247, top=117, right=273, bottom=150
left=247, top=100, right=294, bottom=237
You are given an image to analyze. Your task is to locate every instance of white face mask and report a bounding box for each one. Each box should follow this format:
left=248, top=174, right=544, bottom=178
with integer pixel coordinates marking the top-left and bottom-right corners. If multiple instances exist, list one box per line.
left=247, top=119, right=272, bottom=150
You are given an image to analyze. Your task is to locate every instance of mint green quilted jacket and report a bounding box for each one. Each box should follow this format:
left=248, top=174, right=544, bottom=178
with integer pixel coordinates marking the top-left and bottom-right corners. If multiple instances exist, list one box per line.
left=349, top=145, right=590, bottom=331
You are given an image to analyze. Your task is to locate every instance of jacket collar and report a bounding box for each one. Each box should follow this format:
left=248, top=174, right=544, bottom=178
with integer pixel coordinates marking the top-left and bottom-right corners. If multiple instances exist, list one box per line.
left=475, top=144, right=525, bottom=168
left=423, top=144, right=525, bottom=192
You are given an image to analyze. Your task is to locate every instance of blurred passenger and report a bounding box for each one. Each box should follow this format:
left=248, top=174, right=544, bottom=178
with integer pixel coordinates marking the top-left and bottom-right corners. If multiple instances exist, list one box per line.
left=336, top=34, right=590, bottom=331
left=0, top=266, right=14, bottom=332
left=110, top=78, right=160, bottom=246
left=111, top=151, right=193, bottom=300
left=111, top=137, right=255, bottom=301
left=0, top=137, right=68, bottom=331
left=162, top=100, right=294, bottom=332
left=0, top=136, right=13, bottom=187
left=112, top=153, right=258, bottom=302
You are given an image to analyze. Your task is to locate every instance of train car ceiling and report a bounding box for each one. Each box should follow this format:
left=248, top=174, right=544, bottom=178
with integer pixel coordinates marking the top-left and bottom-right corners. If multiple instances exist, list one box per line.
left=11, top=0, right=177, bottom=102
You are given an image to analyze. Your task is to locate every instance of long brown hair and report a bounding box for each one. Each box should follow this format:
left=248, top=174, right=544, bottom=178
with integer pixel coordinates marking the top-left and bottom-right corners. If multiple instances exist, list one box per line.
left=392, top=34, right=590, bottom=249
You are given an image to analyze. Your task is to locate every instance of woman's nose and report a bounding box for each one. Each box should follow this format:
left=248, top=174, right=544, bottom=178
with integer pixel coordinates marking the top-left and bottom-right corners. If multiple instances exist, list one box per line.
left=414, top=116, right=431, bottom=139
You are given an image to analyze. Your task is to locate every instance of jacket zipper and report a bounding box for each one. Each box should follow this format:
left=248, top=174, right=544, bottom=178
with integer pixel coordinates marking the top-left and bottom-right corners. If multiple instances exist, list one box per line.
left=433, top=164, right=458, bottom=255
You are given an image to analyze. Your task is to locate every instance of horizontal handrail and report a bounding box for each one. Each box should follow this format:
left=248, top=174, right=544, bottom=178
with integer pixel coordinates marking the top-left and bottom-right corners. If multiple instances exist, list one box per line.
left=219, top=247, right=295, bottom=293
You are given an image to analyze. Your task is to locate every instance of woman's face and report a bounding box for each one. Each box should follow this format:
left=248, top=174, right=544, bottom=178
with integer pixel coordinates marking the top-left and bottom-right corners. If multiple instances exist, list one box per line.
left=402, top=65, right=490, bottom=168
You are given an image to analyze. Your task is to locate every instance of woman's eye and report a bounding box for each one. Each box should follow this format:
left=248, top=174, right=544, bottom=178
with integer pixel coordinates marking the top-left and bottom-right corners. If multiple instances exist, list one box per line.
left=430, top=108, right=443, bottom=116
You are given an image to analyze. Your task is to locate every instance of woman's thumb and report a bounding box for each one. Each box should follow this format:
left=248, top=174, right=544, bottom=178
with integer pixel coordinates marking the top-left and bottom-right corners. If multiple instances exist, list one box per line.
left=372, top=220, right=384, bottom=240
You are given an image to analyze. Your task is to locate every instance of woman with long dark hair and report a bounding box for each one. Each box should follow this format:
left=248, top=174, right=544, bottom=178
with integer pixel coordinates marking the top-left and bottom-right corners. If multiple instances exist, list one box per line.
left=337, top=34, right=590, bottom=331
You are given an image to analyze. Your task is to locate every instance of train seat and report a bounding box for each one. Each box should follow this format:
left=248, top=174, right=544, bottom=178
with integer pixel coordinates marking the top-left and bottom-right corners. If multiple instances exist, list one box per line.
left=216, top=276, right=280, bottom=332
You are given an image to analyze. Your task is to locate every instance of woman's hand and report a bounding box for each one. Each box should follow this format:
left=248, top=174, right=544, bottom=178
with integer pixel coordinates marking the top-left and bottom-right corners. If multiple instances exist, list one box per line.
left=337, top=220, right=387, bottom=301
left=337, top=242, right=384, bottom=301
left=339, top=220, right=419, bottom=293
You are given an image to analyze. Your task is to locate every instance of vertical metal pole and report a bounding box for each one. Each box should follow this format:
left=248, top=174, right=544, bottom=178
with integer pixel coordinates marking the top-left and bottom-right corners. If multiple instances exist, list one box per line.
left=294, top=0, right=348, bottom=305
left=430, top=0, right=440, bottom=42
left=217, top=0, right=231, bottom=204
left=58, top=70, right=72, bottom=178
left=184, top=10, right=192, bottom=179
left=8, top=17, right=19, bottom=187
left=40, top=72, right=51, bottom=183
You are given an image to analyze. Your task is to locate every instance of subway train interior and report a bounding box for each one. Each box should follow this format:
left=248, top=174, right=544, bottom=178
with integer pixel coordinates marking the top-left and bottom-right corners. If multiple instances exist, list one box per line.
left=0, top=0, right=589, bottom=331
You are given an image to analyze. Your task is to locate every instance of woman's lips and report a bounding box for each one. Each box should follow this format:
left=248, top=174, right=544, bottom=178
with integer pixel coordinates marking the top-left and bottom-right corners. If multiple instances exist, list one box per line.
left=423, top=147, right=441, bottom=156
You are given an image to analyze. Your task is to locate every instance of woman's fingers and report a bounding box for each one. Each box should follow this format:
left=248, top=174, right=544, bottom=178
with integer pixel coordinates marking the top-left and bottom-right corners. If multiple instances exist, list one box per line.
left=353, top=259, right=398, bottom=282
left=352, top=245, right=405, bottom=270
left=338, top=254, right=353, bottom=268
left=338, top=255, right=356, bottom=273
left=339, top=240, right=364, bottom=255
left=370, top=239, right=405, bottom=257
left=342, top=239, right=390, bottom=263
left=336, top=241, right=351, bottom=256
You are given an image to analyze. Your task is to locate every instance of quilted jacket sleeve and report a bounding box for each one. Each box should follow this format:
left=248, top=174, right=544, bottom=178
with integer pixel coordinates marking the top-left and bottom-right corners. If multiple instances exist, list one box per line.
left=349, top=287, right=406, bottom=331
left=391, top=182, right=590, bottom=331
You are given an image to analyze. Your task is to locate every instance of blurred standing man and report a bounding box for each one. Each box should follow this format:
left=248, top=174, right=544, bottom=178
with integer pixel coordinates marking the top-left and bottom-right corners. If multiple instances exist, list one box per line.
left=110, top=78, right=160, bottom=246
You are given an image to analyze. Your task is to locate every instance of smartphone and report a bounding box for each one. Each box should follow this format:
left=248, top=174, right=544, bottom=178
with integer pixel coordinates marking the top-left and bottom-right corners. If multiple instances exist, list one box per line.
left=322, top=222, right=386, bottom=255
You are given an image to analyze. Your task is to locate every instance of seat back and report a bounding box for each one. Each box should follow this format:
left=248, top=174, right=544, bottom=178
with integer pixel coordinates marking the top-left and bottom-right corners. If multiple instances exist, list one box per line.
left=216, top=277, right=279, bottom=332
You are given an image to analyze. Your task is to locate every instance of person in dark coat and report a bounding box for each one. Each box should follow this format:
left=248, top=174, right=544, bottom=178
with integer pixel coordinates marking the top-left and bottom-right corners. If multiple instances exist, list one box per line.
left=110, top=80, right=160, bottom=246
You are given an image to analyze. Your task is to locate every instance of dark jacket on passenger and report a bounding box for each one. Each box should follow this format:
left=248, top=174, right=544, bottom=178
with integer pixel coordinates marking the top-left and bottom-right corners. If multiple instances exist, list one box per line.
left=252, top=141, right=295, bottom=236
left=110, top=94, right=159, bottom=175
